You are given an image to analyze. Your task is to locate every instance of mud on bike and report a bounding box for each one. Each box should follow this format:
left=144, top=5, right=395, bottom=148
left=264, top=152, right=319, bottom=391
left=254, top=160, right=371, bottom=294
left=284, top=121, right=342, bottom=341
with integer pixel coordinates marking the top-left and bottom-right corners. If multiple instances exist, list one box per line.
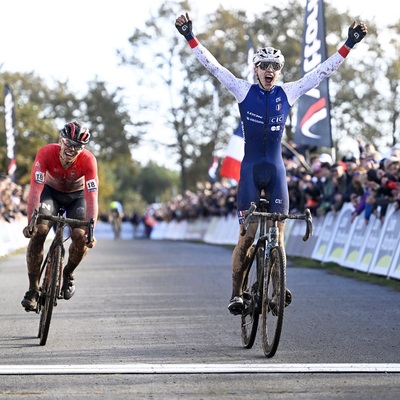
left=28, top=209, right=94, bottom=346
left=240, top=199, right=313, bottom=358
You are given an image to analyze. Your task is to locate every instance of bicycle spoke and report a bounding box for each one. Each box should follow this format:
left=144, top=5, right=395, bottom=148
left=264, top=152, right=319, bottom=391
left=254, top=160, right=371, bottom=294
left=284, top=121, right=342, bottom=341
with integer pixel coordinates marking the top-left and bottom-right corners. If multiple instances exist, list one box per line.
left=38, top=245, right=62, bottom=346
left=261, top=246, right=286, bottom=358
left=241, top=247, right=263, bottom=349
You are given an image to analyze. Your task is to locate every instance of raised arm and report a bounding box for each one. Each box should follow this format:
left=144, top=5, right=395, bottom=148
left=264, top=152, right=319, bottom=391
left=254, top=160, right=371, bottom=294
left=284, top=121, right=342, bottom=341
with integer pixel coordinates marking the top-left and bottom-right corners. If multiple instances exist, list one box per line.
left=282, top=20, right=367, bottom=105
left=175, top=12, right=251, bottom=102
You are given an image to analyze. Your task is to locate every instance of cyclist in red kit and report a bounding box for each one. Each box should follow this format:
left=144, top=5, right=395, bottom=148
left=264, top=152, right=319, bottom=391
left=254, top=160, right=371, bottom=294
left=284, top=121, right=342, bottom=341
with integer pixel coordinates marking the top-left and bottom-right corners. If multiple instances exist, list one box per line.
left=21, top=121, right=98, bottom=311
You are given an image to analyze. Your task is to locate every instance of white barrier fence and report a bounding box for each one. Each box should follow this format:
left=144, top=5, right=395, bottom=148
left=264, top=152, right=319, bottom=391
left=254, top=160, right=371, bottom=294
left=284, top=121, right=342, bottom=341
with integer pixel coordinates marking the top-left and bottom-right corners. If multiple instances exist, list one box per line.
left=0, top=218, right=145, bottom=259
left=0, top=218, right=29, bottom=257
left=150, top=203, right=400, bottom=281
left=3, top=207, right=400, bottom=280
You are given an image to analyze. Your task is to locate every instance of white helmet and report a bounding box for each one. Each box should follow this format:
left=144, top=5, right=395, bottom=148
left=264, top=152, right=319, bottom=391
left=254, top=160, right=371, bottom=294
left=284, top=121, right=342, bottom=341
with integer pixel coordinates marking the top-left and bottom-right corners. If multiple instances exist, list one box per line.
left=253, top=47, right=285, bottom=69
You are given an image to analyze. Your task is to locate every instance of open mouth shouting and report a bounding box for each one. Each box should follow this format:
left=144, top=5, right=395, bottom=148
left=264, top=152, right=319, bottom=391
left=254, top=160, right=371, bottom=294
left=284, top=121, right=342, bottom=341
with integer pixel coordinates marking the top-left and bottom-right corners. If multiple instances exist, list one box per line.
left=60, top=138, right=84, bottom=163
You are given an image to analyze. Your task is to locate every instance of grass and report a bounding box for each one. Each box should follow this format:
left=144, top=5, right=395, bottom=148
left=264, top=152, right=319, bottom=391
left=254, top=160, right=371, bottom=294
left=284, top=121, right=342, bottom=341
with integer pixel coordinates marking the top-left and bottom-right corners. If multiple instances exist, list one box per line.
left=288, top=256, right=400, bottom=292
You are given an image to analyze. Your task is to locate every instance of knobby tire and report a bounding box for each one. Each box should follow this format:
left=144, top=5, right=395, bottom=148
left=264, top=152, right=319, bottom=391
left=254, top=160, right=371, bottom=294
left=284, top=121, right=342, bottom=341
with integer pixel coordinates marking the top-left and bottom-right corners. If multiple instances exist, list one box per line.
left=261, top=245, right=286, bottom=358
left=241, top=246, right=264, bottom=349
left=38, top=245, right=62, bottom=346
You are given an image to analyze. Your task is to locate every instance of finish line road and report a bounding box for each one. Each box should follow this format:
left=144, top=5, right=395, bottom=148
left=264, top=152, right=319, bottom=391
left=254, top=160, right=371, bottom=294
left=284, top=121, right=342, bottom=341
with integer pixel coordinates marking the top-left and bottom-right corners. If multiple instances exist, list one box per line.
left=1, top=238, right=399, bottom=399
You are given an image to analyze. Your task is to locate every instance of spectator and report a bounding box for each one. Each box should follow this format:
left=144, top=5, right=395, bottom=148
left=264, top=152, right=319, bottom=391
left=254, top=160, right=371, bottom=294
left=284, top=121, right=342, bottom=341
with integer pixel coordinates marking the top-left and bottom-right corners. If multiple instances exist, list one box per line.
left=315, top=162, right=335, bottom=216
left=331, top=163, right=348, bottom=214
left=341, top=154, right=359, bottom=204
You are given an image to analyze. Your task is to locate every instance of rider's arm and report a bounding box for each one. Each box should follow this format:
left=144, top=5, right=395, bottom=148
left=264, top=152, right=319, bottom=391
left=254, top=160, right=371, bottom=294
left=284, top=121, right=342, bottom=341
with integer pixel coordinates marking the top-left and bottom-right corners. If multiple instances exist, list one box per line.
left=82, top=152, right=99, bottom=225
left=26, top=147, right=48, bottom=223
left=282, top=21, right=367, bottom=105
left=176, top=13, right=251, bottom=103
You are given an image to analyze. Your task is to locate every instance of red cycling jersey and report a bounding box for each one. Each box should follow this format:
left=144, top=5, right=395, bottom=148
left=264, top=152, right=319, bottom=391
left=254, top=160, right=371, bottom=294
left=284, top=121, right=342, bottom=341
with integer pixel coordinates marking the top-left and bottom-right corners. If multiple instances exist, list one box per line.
left=27, top=143, right=98, bottom=223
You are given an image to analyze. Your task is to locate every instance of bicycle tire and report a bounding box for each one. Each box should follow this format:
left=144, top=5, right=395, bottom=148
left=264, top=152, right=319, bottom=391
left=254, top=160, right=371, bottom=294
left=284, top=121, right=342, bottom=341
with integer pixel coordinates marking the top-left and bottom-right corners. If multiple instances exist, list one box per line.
left=261, top=245, right=286, bottom=358
left=38, top=245, right=62, bottom=346
left=241, top=246, right=264, bottom=349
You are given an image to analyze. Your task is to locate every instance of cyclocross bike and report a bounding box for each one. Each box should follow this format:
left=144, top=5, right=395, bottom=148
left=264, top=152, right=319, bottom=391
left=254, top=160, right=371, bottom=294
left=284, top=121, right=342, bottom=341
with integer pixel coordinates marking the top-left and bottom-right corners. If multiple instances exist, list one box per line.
left=28, top=208, right=94, bottom=346
left=240, top=198, right=313, bottom=358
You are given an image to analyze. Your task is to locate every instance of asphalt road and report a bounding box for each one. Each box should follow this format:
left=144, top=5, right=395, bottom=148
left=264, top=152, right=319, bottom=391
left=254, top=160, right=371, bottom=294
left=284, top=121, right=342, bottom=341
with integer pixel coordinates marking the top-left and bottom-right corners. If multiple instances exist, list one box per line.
left=0, top=238, right=399, bottom=399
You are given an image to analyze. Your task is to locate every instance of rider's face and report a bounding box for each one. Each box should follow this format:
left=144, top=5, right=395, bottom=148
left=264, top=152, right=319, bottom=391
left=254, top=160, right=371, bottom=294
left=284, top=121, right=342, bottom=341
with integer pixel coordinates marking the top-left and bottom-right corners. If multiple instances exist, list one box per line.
left=59, top=138, right=84, bottom=163
left=255, top=64, right=282, bottom=91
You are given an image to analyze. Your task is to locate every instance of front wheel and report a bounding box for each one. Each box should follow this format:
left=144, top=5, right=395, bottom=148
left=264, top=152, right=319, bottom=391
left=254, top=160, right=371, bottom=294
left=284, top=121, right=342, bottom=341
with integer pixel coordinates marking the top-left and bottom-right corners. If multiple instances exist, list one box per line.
left=261, top=246, right=286, bottom=358
left=241, top=245, right=264, bottom=349
left=38, top=245, right=62, bottom=346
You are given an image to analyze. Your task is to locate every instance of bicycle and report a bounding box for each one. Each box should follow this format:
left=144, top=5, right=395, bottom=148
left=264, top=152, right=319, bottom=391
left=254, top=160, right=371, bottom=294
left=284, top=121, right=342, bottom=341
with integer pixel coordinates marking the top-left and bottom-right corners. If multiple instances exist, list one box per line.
left=28, top=208, right=94, bottom=346
left=240, top=198, right=313, bottom=358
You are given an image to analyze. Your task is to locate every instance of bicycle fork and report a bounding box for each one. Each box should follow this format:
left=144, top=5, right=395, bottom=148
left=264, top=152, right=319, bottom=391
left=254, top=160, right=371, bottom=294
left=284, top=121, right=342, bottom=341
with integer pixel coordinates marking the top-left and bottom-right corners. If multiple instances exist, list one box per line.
left=264, top=225, right=280, bottom=311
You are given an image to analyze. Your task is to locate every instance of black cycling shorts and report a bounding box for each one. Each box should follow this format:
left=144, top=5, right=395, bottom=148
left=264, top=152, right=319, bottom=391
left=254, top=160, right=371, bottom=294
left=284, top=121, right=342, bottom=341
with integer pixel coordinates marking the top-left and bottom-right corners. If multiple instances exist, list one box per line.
left=39, top=184, right=86, bottom=220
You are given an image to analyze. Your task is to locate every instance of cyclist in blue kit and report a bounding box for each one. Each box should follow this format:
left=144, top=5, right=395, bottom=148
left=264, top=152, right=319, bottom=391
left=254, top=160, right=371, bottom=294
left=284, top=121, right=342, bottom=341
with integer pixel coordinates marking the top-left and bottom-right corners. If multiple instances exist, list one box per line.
left=175, top=12, right=367, bottom=315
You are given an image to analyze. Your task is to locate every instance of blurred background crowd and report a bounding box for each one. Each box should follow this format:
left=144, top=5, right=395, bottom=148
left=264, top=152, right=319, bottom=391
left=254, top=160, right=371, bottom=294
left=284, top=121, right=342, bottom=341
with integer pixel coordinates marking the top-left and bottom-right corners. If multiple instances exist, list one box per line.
left=2, top=141, right=400, bottom=229
left=146, top=141, right=400, bottom=226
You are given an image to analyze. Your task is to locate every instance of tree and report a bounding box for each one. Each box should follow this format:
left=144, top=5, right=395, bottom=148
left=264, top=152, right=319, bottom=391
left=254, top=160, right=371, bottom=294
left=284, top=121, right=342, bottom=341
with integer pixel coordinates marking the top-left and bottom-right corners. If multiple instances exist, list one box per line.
left=79, top=79, right=139, bottom=162
left=0, top=71, right=78, bottom=183
left=134, top=161, right=179, bottom=204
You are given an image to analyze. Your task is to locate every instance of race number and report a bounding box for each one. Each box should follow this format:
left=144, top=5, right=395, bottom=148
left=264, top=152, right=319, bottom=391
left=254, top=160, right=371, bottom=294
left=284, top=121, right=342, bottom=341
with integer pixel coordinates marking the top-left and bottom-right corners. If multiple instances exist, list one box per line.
left=86, top=179, right=98, bottom=192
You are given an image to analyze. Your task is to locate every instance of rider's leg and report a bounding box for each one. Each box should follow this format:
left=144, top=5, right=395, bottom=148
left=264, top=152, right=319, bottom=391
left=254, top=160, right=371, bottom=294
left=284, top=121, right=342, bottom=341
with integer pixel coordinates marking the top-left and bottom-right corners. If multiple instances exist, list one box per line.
left=26, top=224, right=50, bottom=290
left=21, top=223, right=50, bottom=310
left=228, top=221, right=258, bottom=314
left=62, top=227, right=88, bottom=299
left=231, top=221, right=258, bottom=298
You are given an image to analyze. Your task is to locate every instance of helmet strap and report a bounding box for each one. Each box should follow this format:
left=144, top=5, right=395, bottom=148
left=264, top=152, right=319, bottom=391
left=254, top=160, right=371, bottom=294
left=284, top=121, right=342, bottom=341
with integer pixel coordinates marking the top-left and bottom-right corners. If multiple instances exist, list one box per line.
left=256, top=74, right=267, bottom=91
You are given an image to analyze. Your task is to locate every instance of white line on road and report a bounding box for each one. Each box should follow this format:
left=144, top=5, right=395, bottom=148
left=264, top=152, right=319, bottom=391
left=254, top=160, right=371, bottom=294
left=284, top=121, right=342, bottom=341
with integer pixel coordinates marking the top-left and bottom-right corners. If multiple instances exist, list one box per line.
left=0, top=364, right=400, bottom=375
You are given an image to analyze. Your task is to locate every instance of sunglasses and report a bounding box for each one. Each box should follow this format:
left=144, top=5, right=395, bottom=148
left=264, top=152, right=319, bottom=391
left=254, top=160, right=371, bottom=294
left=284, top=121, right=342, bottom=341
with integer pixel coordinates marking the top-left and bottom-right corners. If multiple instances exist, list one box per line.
left=62, top=138, right=84, bottom=151
left=257, top=62, right=282, bottom=71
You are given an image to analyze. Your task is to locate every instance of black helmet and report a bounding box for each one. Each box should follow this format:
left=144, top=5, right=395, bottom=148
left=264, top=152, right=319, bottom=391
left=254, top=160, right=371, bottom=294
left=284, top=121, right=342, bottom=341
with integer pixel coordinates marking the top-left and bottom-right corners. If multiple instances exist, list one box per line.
left=61, top=121, right=90, bottom=145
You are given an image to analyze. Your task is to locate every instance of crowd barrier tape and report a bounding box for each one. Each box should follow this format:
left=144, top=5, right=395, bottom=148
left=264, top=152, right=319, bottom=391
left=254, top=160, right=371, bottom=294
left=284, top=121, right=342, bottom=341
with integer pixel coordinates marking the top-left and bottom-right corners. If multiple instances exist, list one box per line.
left=150, top=204, right=400, bottom=281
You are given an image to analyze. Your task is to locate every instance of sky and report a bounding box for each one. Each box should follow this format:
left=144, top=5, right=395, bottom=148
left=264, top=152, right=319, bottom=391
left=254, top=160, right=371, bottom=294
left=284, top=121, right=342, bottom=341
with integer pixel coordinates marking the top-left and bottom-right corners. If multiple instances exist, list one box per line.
left=1, top=0, right=398, bottom=169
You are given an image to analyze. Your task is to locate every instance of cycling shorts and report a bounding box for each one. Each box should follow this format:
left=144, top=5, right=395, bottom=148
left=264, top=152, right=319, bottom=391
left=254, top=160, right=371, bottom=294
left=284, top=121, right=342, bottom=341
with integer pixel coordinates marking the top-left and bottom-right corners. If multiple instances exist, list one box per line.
left=236, top=161, right=289, bottom=224
left=39, top=184, right=86, bottom=220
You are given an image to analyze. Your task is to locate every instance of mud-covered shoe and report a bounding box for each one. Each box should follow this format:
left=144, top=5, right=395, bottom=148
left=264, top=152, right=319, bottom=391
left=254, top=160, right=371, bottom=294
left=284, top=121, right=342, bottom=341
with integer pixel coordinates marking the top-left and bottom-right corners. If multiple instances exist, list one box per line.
left=21, top=289, right=39, bottom=312
left=62, top=273, right=75, bottom=300
left=228, top=296, right=243, bottom=315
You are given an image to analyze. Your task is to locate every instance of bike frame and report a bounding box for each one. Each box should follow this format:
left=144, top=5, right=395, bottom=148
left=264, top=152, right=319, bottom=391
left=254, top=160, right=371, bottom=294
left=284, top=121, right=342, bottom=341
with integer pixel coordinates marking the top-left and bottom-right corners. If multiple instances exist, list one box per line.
left=240, top=199, right=313, bottom=357
left=29, top=209, right=94, bottom=346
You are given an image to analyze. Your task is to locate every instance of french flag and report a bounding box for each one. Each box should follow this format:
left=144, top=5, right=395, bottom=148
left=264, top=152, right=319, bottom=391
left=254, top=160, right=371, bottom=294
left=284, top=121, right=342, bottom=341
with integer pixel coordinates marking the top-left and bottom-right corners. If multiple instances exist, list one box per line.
left=219, top=122, right=244, bottom=183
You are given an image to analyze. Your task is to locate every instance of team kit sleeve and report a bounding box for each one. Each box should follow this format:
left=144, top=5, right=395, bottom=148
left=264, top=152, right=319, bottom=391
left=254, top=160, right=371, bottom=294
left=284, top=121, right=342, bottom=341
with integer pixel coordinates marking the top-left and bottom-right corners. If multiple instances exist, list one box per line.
left=282, top=52, right=345, bottom=105
left=27, top=147, right=47, bottom=223
left=283, top=22, right=367, bottom=105
left=83, top=152, right=99, bottom=224
left=183, top=28, right=251, bottom=103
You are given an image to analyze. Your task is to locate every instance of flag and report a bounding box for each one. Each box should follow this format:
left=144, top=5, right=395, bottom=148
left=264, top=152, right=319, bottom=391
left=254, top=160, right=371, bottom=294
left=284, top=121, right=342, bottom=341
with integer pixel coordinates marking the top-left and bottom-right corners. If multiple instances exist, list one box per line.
left=219, top=123, right=244, bottom=182
left=294, top=0, right=332, bottom=148
left=220, top=38, right=254, bottom=182
left=4, top=84, right=16, bottom=177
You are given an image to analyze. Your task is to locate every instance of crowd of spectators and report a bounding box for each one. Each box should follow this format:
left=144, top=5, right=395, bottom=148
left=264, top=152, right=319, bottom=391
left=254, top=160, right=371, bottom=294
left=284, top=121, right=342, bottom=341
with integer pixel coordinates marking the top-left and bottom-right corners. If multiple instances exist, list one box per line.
left=0, top=174, right=28, bottom=223
left=2, top=141, right=400, bottom=227
left=153, top=142, right=400, bottom=226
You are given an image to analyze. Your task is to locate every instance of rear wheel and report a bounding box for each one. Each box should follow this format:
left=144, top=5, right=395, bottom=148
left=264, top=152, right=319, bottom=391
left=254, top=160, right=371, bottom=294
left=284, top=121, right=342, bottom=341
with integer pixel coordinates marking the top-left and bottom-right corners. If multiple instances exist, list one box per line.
left=241, top=246, right=264, bottom=349
left=261, top=246, right=286, bottom=358
left=38, top=245, right=62, bottom=346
